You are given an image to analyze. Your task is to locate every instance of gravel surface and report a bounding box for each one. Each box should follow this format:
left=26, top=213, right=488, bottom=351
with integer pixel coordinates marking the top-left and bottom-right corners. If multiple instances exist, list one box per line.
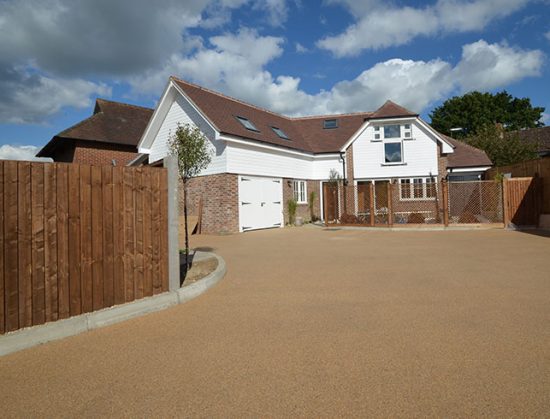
left=2, top=227, right=549, bottom=417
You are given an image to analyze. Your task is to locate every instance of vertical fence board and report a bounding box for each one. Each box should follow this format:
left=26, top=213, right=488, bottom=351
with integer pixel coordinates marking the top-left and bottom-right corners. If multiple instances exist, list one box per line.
left=151, top=170, right=162, bottom=294
left=113, top=167, right=125, bottom=305
left=44, top=164, right=58, bottom=322
left=159, top=169, right=169, bottom=292
left=102, top=166, right=114, bottom=308
left=123, top=169, right=135, bottom=302
left=80, top=165, right=93, bottom=313
left=134, top=168, right=144, bottom=300
left=4, top=162, right=19, bottom=331
left=68, top=164, right=82, bottom=315
left=143, top=170, right=153, bottom=297
left=31, top=163, right=46, bottom=325
left=56, top=165, right=70, bottom=319
left=0, top=162, right=4, bottom=334
left=91, top=166, right=104, bottom=311
left=18, top=162, right=32, bottom=327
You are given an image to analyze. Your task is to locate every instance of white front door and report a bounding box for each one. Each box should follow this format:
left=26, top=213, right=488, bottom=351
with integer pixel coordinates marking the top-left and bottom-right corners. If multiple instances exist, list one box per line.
left=239, top=176, right=283, bottom=232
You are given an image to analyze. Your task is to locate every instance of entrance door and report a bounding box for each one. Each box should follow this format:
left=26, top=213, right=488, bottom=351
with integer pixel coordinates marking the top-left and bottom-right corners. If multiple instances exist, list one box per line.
left=323, top=182, right=339, bottom=223
left=374, top=180, right=389, bottom=225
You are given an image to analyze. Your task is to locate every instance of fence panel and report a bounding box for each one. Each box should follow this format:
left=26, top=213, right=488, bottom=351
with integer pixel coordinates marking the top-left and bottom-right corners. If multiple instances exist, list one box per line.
left=447, top=180, right=503, bottom=224
left=1, top=161, right=169, bottom=334
left=330, top=180, right=504, bottom=226
left=503, top=177, right=541, bottom=226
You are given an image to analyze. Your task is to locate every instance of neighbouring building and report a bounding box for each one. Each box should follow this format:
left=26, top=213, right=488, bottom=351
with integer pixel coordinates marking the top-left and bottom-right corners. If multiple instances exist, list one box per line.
left=37, top=99, right=153, bottom=165
left=509, top=126, right=550, bottom=158
left=136, top=77, right=492, bottom=234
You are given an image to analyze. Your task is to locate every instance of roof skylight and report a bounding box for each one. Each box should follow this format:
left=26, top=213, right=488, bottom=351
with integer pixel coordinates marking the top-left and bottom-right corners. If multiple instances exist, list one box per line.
left=271, top=126, right=290, bottom=140
left=323, top=119, right=338, bottom=129
left=236, top=116, right=259, bottom=132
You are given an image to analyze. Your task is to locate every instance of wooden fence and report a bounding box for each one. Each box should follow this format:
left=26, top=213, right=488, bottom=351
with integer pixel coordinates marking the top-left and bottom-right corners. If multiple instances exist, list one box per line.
left=487, top=157, right=550, bottom=213
left=1, top=161, right=169, bottom=334
left=503, top=177, right=542, bottom=227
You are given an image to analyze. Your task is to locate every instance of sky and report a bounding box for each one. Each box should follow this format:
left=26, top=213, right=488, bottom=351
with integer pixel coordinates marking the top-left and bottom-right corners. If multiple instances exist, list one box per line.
left=0, top=0, right=549, bottom=160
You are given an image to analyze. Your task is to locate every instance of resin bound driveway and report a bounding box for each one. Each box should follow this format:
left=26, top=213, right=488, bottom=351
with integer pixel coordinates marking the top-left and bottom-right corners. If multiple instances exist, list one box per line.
left=2, top=227, right=550, bottom=417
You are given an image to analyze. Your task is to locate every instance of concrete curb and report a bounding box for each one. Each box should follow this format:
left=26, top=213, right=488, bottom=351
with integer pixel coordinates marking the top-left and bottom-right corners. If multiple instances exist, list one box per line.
left=0, top=252, right=226, bottom=357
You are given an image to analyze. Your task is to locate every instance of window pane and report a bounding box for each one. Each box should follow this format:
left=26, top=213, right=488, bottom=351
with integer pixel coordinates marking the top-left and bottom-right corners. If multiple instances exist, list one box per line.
left=236, top=116, right=258, bottom=131
left=400, top=179, right=411, bottom=199
left=374, top=126, right=380, bottom=131
left=413, top=178, right=423, bottom=198
left=272, top=126, right=289, bottom=139
left=384, top=142, right=402, bottom=163
left=374, top=133, right=380, bottom=140
left=384, top=124, right=400, bottom=138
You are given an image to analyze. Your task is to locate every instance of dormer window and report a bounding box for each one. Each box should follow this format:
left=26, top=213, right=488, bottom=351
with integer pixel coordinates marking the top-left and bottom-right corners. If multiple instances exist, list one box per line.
left=236, top=116, right=259, bottom=132
left=323, top=119, right=338, bottom=129
left=271, top=126, right=289, bottom=140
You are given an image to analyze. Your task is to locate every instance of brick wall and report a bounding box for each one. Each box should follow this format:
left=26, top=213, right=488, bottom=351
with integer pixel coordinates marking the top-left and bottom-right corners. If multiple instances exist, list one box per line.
left=282, top=178, right=321, bottom=224
left=345, top=146, right=354, bottom=183
left=179, top=173, right=239, bottom=234
left=71, top=141, right=138, bottom=166
left=437, top=143, right=449, bottom=182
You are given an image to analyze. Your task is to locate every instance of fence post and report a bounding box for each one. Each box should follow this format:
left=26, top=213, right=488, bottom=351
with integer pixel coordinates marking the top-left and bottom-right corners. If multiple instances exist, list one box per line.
left=163, top=156, right=180, bottom=292
left=502, top=178, right=510, bottom=228
left=369, top=182, right=375, bottom=226
left=442, top=180, right=449, bottom=227
left=387, top=181, right=393, bottom=227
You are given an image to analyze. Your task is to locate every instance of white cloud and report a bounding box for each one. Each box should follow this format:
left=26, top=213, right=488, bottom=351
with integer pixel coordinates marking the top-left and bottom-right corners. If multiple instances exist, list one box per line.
left=0, top=0, right=288, bottom=123
left=0, top=68, right=111, bottom=124
left=454, top=40, right=544, bottom=91
left=545, top=30, right=550, bottom=41
left=318, top=0, right=531, bottom=56
left=295, top=42, right=308, bottom=53
left=0, top=145, right=52, bottom=161
left=133, top=31, right=544, bottom=116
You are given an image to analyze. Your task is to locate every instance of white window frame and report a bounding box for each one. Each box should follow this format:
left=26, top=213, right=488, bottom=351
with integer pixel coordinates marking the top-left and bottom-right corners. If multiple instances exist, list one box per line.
left=373, top=123, right=413, bottom=142
left=384, top=141, right=403, bottom=164
left=293, top=180, right=307, bottom=204
left=399, top=177, right=437, bottom=201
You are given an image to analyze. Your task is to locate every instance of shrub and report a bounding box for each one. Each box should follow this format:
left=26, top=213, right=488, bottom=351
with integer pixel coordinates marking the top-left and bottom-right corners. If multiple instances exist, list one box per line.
left=408, top=212, right=425, bottom=224
left=340, top=213, right=361, bottom=224
left=287, top=199, right=298, bottom=225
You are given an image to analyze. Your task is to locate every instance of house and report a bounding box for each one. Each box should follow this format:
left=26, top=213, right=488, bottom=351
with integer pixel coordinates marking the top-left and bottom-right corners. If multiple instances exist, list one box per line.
left=137, top=77, right=492, bottom=234
left=508, top=126, right=550, bottom=158
left=37, top=99, right=153, bottom=165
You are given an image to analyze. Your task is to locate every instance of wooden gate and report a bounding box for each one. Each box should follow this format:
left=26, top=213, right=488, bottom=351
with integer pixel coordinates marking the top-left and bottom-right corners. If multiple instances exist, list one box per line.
left=323, top=182, right=339, bottom=223
left=503, top=177, right=542, bottom=227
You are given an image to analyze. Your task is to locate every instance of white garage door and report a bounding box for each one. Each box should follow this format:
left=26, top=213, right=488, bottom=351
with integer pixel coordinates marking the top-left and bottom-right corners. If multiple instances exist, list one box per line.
left=239, top=176, right=283, bottom=232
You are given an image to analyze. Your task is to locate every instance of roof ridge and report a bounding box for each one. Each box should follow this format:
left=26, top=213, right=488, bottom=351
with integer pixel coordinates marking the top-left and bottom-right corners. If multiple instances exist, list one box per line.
left=170, top=76, right=292, bottom=120
left=96, top=98, right=154, bottom=112
left=291, top=111, right=374, bottom=120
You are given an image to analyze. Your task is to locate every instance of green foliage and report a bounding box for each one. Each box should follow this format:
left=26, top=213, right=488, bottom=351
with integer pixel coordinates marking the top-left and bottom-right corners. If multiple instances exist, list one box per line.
left=328, top=168, right=341, bottom=184
left=169, top=123, right=212, bottom=278
left=308, top=190, right=317, bottom=221
left=430, top=91, right=545, bottom=138
left=465, top=124, right=538, bottom=167
left=168, top=123, right=213, bottom=182
left=287, top=199, right=298, bottom=225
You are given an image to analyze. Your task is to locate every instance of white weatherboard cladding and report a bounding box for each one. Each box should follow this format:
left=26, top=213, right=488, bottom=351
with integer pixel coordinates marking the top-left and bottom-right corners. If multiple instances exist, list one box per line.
left=226, top=142, right=342, bottom=180
left=148, top=95, right=226, bottom=175
left=238, top=176, right=283, bottom=231
left=353, top=121, right=439, bottom=179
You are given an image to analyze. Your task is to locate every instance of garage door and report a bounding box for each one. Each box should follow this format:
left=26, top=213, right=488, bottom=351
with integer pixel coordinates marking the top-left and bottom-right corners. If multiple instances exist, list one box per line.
left=239, top=176, right=283, bottom=232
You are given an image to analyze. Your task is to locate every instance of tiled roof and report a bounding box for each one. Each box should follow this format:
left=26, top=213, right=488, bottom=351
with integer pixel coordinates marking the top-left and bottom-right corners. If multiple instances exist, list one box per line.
left=509, top=126, right=550, bottom=153
left=443, top=135, right=493, bottom=168
left=369, top=100, right=418, bottom=119
left=173, top=77, right=372, bottom=154
left=37, top=99, right=153, bottom=157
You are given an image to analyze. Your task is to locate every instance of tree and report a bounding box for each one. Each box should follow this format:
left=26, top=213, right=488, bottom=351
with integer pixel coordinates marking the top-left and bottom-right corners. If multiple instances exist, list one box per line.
left=465, top=124, right=537, bottom=167
left=430, top=91, right=545, bottom=138
left=168, top=123, right=212, bottom=274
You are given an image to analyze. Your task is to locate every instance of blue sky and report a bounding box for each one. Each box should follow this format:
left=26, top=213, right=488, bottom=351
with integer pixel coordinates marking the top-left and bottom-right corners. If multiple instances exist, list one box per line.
left=0, top=0, right=549, bottom=160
